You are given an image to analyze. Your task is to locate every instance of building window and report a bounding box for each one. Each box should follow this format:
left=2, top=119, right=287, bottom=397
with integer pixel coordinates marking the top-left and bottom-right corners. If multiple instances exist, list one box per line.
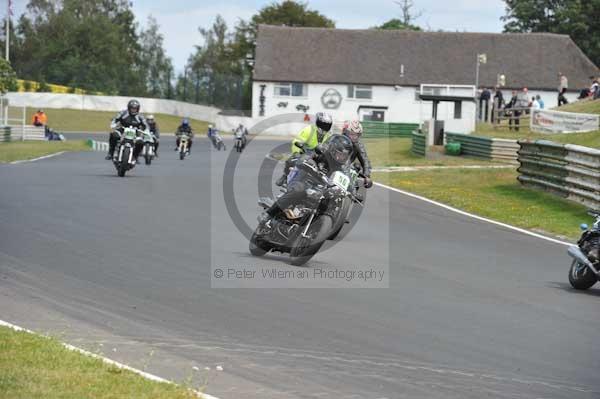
left=454, top=101, right=462, bottom=119
left=347, top=85, right=372, bottom=99
left=274, top=82, right=307, bottom=97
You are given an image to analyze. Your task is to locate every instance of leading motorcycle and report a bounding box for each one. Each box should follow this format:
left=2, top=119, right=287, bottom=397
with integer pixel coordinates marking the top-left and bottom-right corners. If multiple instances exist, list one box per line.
left=113, top=126, right=143, bottom=177
left=250, top=154, right=359, bottom=266
left=567, top=211, right=600, bottom=290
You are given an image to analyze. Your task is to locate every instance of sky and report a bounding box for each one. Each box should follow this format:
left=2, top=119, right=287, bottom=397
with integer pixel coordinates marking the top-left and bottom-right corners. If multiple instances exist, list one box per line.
left=8, top=0, right=507, bottom=73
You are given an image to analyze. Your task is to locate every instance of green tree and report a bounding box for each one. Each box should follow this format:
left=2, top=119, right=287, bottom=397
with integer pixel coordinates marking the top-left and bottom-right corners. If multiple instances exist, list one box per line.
left=502, top=0, right=600, bottom=67
left=12, top=0, right=147, bottom=95
left=0, top=59, right=18, bottom=93
left=139, top=16, right=174, bottom=98
left=374, top=18, right=421, bottom=31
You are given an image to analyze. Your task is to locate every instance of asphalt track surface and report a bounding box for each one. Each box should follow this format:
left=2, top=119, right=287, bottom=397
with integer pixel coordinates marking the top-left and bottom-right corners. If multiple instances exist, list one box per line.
left=1, top=136, right=599, bottom=399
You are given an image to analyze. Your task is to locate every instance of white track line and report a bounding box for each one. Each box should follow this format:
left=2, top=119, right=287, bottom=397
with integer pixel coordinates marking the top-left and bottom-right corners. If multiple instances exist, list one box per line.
left=375, top=182, right=572, bottom=247
left=9, top=151, right=66, bottom=164
left=0, top=319, right=219, bottom=399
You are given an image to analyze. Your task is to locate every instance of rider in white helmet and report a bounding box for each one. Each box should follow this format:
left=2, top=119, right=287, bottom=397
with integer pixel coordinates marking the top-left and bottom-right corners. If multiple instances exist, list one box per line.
left=342, top=120, right=372, bottom=188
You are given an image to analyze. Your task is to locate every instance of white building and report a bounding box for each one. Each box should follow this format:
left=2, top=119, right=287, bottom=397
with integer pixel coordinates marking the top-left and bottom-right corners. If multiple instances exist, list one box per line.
left=252, top=26, right=598, bottom=134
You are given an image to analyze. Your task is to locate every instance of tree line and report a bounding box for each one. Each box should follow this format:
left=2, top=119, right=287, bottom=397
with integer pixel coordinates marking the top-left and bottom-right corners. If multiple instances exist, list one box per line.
left=0, top=0, right=597, bottom=110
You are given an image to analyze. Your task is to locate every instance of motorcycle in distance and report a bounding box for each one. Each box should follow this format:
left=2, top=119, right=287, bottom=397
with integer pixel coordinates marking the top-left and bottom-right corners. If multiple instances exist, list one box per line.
left=141, top=130, right=155, bottom=165
left=233, top=129, right=246, bottom=153
left=566, top=210, right=600, bottom=290
left=211, top=132, right=226, bottom=151
left=113, top=126, right=144, bottom=177
left=178, top=134, right=190, bottom=160
left=249, top=142, right=361, bottom=266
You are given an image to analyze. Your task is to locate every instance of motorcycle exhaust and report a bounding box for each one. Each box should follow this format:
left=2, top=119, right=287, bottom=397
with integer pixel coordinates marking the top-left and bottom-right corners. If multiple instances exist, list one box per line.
left=567, top=246, right=600, bottom=275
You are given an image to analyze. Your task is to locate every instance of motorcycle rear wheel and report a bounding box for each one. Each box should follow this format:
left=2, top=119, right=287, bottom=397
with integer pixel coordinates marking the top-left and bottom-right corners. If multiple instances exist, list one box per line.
left=568, top=259, right=597, bottom=290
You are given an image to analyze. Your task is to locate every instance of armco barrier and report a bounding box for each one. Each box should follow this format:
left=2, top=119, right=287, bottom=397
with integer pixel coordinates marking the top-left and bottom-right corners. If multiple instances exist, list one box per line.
left=445, top=132, right=519, bottom=162
left=87, top=139, right=109, bottom=152
left=363, top=121, right=420, bottom=138
left=411, top=131, right=426, bottom=156
left=517, top=140, right=600, bottom=210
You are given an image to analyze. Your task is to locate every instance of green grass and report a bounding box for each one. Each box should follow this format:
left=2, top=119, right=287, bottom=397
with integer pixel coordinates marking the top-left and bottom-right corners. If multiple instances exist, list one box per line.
left=364, top=137, right=496, bottom=167
left=475, top=98, right=600, bottom=147
left=0, top=326, right=196, bottom=398
left=374, top=168, right=592, bottom=240
left=0, top=140, right=90, bottom=163
left=12, top=107, right=209, bottom=134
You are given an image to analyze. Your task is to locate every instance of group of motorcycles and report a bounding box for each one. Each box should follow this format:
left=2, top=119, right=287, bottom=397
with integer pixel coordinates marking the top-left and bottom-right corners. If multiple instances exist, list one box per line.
left=111, top=126, right=237, bottom=176
left=249, top=142, right=365, bottom=266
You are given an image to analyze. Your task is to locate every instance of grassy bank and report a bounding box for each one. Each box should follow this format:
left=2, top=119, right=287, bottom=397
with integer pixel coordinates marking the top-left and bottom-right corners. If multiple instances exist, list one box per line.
left=364, top=137, right=496, bottom=167
left=0, top=326, right=196, bottom=398
left=0, top=140, right=90, bottom=163
left=12, top=107, right=208, bottom=134
left=374, top=168, right=592, bottom=240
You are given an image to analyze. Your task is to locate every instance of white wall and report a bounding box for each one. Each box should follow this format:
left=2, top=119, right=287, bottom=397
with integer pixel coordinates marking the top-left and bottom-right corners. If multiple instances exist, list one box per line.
left=5, top=92, right=221, bottom=123
left=252, top=81, right=477, bottom=134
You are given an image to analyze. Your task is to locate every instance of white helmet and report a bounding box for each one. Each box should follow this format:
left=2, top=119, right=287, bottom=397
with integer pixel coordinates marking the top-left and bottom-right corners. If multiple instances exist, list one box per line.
left=344, top=120, right=363, bottom=143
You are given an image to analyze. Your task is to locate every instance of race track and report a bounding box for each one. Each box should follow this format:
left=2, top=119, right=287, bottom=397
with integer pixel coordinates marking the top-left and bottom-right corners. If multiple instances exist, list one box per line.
left=0, top=136, right=598, bottom=399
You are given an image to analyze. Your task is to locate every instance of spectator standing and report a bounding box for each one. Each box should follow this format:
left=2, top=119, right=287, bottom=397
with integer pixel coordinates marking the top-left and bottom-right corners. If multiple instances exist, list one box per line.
left=558, top=72, right=568, bottom=106
left=492, top=87, right=504, bottom=123
left=32, top=109, right=47, bottom=127
left=590, top=77, right=599, bottom=99
left=531, top=96, right=540, bottom=110
left=536, top=95, right=545, bottom=109
left=507, top=90, right=521, bottom=131
left=479, top=88, right=491, bottom=122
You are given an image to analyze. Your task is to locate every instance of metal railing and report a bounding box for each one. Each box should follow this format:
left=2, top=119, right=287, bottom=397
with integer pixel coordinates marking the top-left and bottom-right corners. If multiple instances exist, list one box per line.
left=517, top=140, right=600, bottom=210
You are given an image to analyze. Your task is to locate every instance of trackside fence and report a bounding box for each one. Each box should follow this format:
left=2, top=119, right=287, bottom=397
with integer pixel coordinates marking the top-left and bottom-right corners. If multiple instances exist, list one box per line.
left=517, top=140, right=600, bottom=210
left=0, top=126, right=11, bottom=142
left=445, top=133, right=519, bottom=163
left=363, top=122, right=420, bottom=138
left=411, top=131, right=426, bottom=156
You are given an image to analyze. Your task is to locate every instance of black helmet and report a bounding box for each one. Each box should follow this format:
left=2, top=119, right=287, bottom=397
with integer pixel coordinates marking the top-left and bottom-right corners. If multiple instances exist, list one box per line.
left=315, top=112, right=332, bottom=133
left=127, top=99, right=140, bottom=116
left=325, top=134, right=353, bottom=166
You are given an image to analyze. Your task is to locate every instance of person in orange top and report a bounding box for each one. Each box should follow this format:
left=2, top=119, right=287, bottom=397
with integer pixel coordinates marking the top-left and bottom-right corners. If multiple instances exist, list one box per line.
left=32, top=109, right=48, bottom=126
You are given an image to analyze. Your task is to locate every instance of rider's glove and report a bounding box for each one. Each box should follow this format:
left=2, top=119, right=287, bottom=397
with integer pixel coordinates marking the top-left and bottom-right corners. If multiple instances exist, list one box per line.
left=364, top=176, right=373, bottom=189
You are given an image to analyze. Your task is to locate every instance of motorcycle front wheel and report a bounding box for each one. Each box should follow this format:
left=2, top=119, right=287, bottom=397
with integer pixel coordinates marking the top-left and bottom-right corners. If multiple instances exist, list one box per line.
left=118, top=147, right=129, bottom=177
left=568, top=259, right=597, bottom=290
left=290, top=215, right=332, bottom=266
left=249, top=232, right=270, bottom=256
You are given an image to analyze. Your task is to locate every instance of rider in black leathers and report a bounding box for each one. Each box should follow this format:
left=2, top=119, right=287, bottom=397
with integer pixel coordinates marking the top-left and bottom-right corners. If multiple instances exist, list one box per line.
left=147, top=114, right=160, bottom=157
left=106, top=99, right=148, bottom=160
left=258, top=135, right=356, bottom=224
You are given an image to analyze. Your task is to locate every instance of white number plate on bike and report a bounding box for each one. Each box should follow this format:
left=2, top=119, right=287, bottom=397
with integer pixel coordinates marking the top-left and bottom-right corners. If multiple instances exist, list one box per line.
left=331, top=171, right=350, bottom=191
left=123, top=128, right=136, bottom=140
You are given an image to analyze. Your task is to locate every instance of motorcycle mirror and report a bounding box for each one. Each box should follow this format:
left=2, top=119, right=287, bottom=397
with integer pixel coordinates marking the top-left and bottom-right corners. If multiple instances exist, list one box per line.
left=580, top=223, right=589, bottom=231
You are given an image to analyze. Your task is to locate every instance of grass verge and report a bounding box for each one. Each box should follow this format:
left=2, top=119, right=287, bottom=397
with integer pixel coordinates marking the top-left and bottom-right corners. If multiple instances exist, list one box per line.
left=0, top=326, right=196, bottom=398
left=374, top=168, right=592, bottom=240
left=0, top=140, right=90, bottom=163
left=364, top=137, right=497, bottom=167
left=11, top=107, right=209, bottom=134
